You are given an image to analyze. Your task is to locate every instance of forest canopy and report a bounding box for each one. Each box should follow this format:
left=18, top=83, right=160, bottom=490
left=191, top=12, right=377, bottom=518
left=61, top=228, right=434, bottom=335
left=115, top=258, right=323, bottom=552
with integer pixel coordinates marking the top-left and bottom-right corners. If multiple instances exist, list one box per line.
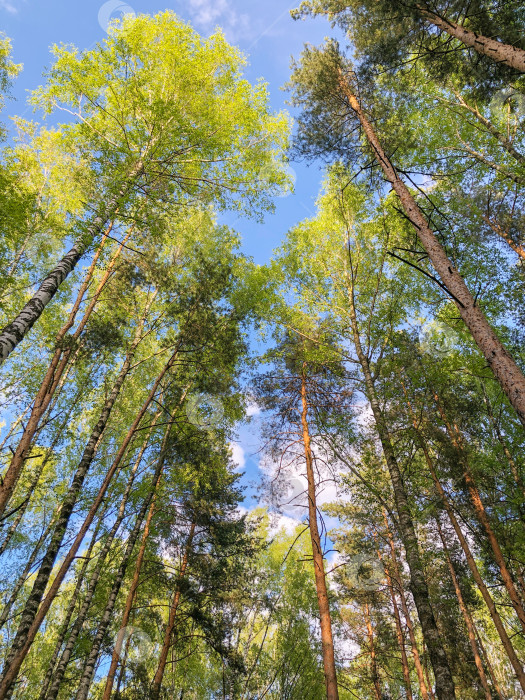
left=0, top=4, right=524, bottom=699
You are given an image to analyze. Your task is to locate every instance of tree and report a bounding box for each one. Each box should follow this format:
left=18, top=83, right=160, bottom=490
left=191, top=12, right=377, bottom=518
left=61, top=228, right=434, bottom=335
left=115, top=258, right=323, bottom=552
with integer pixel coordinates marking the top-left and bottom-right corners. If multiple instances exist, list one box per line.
left=0, top=11, right=290, bottom=362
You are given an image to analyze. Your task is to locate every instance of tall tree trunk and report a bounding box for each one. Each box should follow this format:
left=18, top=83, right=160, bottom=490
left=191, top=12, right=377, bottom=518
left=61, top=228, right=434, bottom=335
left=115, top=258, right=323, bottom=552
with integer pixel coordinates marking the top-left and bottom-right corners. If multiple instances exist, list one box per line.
left=376, top=543, right=413, bottom=700
left=338, top=75, right=525, bottom=429
left=403, top=394, right=525, bottom=691
left=474, top=627, right=507, bottom=700
left=415, top=6, right=525, bottom=72
left=150, top=522, right=196, bottom=700
left=0, top=160, right=144, bottom=363
left=75, top=432, right=169, bottom=700
left=364, top=602, right=382, bottom=700
left=41, top=413, right=160, bottom=700
left=344, top=277, right=455, bottom=699
left=433, top=394, right=525, bottom=634
left=383, top=510, right=430, bottom=700
left=0, top=383, right=83, bottom=556
left=0, top=223, right=129, bottom=517
left=436, top=518, right=492, bottom=700
left=38, top=502, right=108, bottom=700
left=0, top=296, right=155, bottom=700
left=0, top=513, right=57, bottom=629
left=300, top=366, right=339, bottom=700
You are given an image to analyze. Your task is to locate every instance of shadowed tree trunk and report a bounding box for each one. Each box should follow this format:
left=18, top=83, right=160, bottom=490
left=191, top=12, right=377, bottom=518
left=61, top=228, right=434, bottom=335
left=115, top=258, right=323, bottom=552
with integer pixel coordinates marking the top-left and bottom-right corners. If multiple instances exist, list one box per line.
left=149, top=522, right=196, bottom=700
left=402, top=389, right=525, bottom=692
left=436, top=518, right=492, bottom=700
left=376, top=542, right=414, bottom=700
left=433, top=393, right=525, bottom=634
left=382, top=510, right=430, bottom=700
left=344, top=261, right=455, bottom=699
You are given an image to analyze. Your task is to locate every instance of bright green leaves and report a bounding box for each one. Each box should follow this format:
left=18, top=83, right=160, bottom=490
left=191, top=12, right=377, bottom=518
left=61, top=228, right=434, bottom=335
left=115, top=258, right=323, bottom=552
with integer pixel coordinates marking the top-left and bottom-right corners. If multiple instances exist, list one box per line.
left=32, top=11, right=291, bottom=220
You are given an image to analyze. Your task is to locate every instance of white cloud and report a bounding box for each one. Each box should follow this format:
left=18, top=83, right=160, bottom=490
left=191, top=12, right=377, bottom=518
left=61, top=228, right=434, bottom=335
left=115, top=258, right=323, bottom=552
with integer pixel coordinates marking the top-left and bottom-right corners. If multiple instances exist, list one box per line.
left=230, top=442, right=246, bottom=471
left=246, top=401, right=261, bottom=417
left=0, top=0, right=19, bottom=13
left=182, top=0, right=254, bottom=42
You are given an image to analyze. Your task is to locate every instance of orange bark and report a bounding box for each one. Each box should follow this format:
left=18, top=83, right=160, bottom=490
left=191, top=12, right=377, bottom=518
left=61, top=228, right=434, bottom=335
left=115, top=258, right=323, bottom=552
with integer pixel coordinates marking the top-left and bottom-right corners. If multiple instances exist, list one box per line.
left=301, top=366, right=339, bottom=700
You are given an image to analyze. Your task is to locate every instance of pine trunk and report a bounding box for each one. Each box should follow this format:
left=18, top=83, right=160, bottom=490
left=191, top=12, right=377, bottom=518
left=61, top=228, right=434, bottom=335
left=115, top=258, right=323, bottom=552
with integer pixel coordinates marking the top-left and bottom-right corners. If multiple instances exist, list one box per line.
left=339, top=76, right=525, bottom=428
left=417, top=7, right=525, bottom=72
left=434, top=395, right=525, bottom=634
left=345, top=282, right=456, bottom=699
left=300, top=367, right=340, bottom=700
left=406, top=407, right=525, bottom=691
left=150, top=522, right=196, bottom=700
left=436, top=518, right=492, bottom=700
left=383, top=510, right=431, bottom=700
left=364, top=602, right=382, bottom=700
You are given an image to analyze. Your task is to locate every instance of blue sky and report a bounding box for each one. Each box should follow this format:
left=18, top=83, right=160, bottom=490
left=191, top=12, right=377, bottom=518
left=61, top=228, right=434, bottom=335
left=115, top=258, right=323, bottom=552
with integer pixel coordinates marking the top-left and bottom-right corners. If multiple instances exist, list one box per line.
left=0, top=0, right=345, bottom=533
left=0, top=0, right=341, bottom=262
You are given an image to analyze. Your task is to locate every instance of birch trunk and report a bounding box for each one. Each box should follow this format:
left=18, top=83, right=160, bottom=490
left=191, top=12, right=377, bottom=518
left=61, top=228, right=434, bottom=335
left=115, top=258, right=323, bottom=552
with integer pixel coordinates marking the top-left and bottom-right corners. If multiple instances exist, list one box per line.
left=0, top=299, right=152, bottom=699
left=75, top=433, right=168, bottom=700
left=0, top=160, right=143, bottom=363
left=0, top=223, right=129, bottom=517
left=38, top=504, right=108, bottom=700
left=101, top=426, right=171, bottom=700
